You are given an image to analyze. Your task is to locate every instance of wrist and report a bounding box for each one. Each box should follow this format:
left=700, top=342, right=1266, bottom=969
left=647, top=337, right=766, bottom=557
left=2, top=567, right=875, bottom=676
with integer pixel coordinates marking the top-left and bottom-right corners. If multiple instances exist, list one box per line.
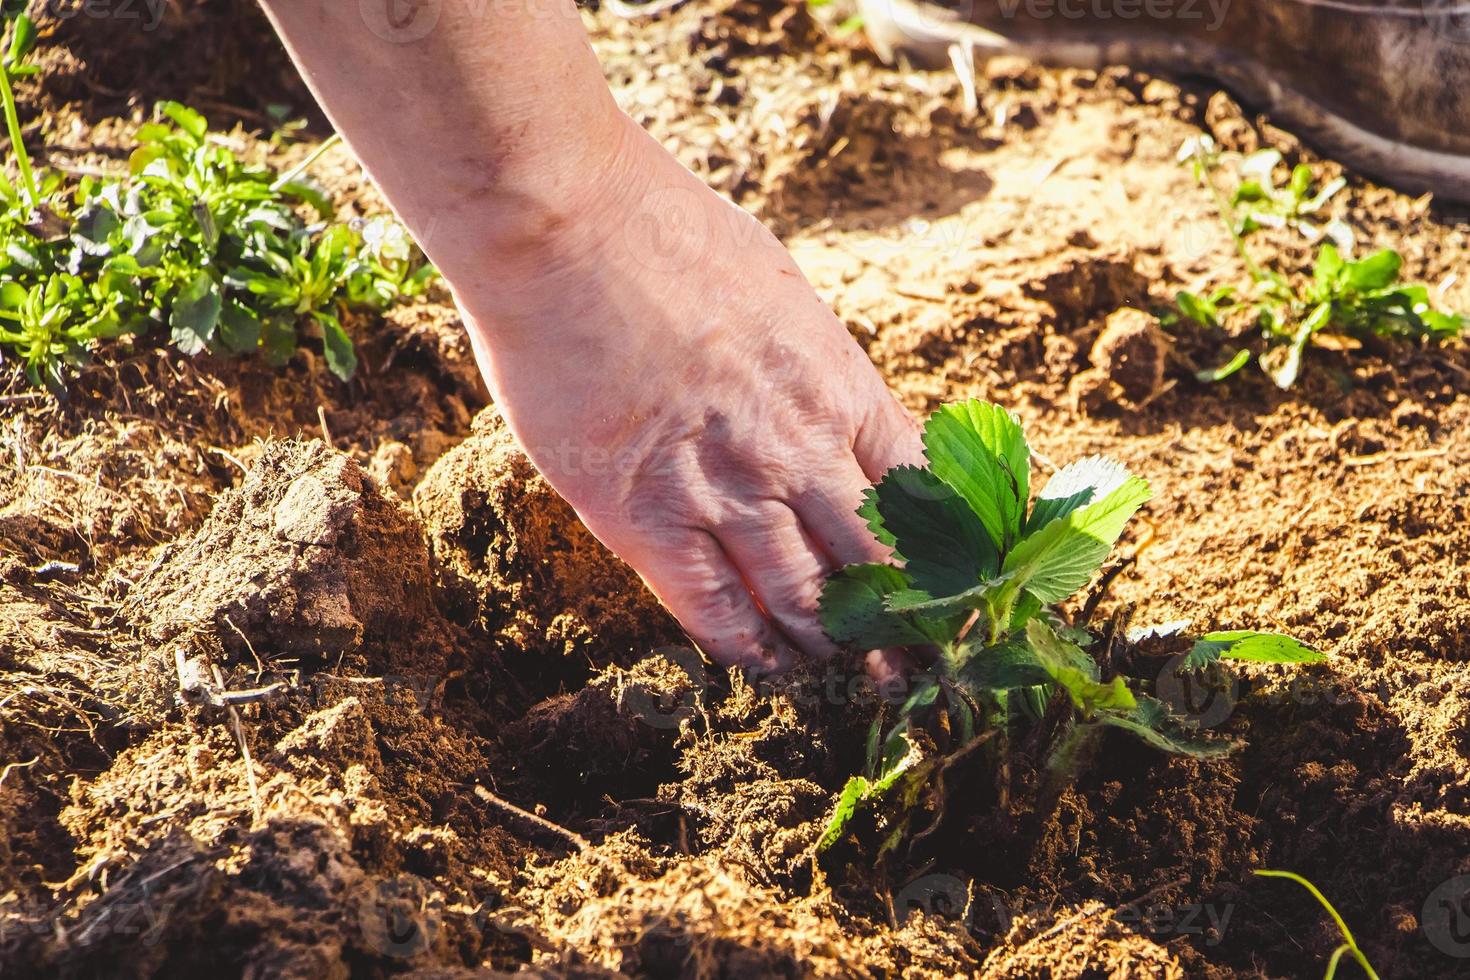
left=429, top=105, right=640, bottom=310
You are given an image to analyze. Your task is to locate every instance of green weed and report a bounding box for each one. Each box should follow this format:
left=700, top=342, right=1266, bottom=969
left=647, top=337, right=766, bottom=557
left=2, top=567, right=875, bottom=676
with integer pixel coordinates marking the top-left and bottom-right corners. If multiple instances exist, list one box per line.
left=1254, top=870, right=1382, bottom=980
left=0, top=13, right=433, bottom=392
left=1169, top=136, right=1462, bottom=388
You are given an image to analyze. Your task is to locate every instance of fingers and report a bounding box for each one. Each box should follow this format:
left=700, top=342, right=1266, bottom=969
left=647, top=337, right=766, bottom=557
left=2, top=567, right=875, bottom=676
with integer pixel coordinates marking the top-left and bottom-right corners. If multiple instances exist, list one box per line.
left=853, top=391, right=925, bottom=482
left=713, top=506, right=842, bottom=661
left=634, top=528, right=798, bottom=673
left=792, top=461, right=892, bottom=567
left=865, top=649, right=916, bottom=691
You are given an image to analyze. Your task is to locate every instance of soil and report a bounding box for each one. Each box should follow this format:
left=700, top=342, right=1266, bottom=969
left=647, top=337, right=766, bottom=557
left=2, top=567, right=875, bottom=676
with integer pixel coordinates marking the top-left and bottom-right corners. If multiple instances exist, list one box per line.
left=3, top=0, right=1469, bottom=977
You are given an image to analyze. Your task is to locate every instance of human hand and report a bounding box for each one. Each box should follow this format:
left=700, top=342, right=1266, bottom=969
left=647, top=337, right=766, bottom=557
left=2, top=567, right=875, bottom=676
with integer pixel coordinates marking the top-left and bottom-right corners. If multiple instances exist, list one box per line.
left=457, top=115, right=923, bottom=676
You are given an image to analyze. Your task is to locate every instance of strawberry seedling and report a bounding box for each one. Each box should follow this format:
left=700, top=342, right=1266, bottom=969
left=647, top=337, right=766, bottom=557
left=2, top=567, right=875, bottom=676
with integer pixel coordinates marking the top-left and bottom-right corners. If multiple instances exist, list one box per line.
left=816, top=399, right=1322, bottom=847
left=1168, top=136, right=1462, bottom=388
left=0, top=11, right=433, bottom=392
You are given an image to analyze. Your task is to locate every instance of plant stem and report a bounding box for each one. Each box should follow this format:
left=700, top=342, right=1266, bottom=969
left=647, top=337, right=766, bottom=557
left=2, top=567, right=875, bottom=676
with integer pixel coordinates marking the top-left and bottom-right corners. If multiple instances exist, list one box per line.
left=1254, top=870, right=1381, bottom=980
left=0, top=62, right=36, bottom=207
left=1192, top=149, right=1265, bottom=284
left=270, top=132, right=342, bottom=191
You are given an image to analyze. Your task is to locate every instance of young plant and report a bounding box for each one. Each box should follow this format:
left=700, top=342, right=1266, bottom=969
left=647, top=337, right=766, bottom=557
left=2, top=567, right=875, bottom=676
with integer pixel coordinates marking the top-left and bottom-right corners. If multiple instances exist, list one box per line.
left=1168, top=136, right=1462, bottom=388
left=1254, top=870, right=1382, bottom=980
left=0, top=91, right=434, bottom=392
left=1229, top=148, right=1346, bottom=239
left=0, top=7, right=38, bottom=210
left=815, top=399, right=1322, bottom=847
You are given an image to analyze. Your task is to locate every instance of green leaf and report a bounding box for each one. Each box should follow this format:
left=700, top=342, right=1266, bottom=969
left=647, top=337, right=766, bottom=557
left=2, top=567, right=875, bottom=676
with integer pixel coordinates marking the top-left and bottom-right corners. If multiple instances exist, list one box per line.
left=954, top=635, right=1052, bottom=690
left=1175, top=290, right=1218, bottom=329
left=1093, top=695, right=1236, bottom=758
left=261, top=315, right=297, bottom=366
left=819, top=563, right=931, bottom=649
left=1264, top=301, right=1330, bottom=390
left=1423, top=309, right=1464, bottom=338
left=1232, top=179, right=1268, bottom=204
left=215, top=298, right=262, bottom=354
left=316, top=310, right=356, bottom=380
left=1008, top=591, right=1043, bottom=632
left=1026, top=618, right=1135, bottom=714
left=1196, top=348, right=1251, bottom=382
left=73, top=204, right=120, bottom=255
left=857, top=486, right=898, bottom=551
left=1288, top=164, right=1312, bottom=200
left=7, top=13, right=36, bottom=65
left=897, top=676, right=942, bottom=718
left=0, top=280, right=26, bottom=309
left=884, top=581, right=997, bottom=618
left=1312, top=243, right=1345, bottom=297
left=815, top=731, right=923, bottom=852
left=158, top=100, right=208, bottom=143
left=169, top=269, right=221, bottom=355
left=1181, top=630, right=1323, bottom=671
left=817, top=776, right=873, bottom=852
left=873, top=465, right=999, bottom=595
left=276, top=178, right=334, bottom=220
left=1002, top=471, right=1151, bottom=604
left=1343, top=249, right=1401, bottom=292
left=921, top=399, right=1030, bottom=553
left=1026, top=455, right=1133, bottom=533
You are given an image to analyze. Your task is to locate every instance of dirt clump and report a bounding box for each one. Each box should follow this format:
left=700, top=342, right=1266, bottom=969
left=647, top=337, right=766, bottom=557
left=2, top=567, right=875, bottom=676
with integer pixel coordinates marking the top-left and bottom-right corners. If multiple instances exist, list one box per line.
left=21, top=670, right=526, bottom=976
left=524, top=847, right=980, bottom=978
left=29, top=0, right=312, bottom=129
left=1073, top=306, right=1171, bottom=410
left=126, top=439, right=456, bottom=680
left=659, top=667, right=850, bottom=888
left=501, top=653, right=702, bottom=810
left=414, top=406, right=679, bottom=669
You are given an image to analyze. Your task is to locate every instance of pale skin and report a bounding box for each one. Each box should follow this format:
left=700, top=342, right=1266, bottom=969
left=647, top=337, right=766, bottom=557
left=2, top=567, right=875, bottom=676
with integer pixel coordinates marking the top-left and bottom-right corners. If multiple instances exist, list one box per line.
left=258, top=0, right=923, bottom=677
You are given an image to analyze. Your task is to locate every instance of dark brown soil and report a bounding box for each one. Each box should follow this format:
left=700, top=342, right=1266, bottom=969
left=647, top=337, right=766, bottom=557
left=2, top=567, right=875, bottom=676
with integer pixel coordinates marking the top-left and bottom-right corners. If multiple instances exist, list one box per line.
left=3, top=0, right=1468, bottom=977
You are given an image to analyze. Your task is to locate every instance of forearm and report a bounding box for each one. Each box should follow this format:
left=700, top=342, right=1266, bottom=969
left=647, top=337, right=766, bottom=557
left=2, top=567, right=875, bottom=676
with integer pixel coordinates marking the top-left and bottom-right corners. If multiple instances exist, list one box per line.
left=256, top=0, right=627, bottom=311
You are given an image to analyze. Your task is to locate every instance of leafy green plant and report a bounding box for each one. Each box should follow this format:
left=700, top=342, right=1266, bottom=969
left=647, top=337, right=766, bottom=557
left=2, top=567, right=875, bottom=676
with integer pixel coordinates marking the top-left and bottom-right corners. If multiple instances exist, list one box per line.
left=1229, top=148, right=1346, bottom=239
left=1254, top=870, right=1382, bottom=980
left=815, top=399, right=1322, bottom=847
left=1168, top=135, right=1462, bottom=388
left=0, top=15, right=433, bottom=392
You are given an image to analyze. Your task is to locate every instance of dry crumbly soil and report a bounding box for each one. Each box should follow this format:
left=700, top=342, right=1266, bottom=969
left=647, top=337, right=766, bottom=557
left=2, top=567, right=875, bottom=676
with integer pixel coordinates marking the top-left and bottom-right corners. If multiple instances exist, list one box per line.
left=2, top=0, right=1469, bottom=976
